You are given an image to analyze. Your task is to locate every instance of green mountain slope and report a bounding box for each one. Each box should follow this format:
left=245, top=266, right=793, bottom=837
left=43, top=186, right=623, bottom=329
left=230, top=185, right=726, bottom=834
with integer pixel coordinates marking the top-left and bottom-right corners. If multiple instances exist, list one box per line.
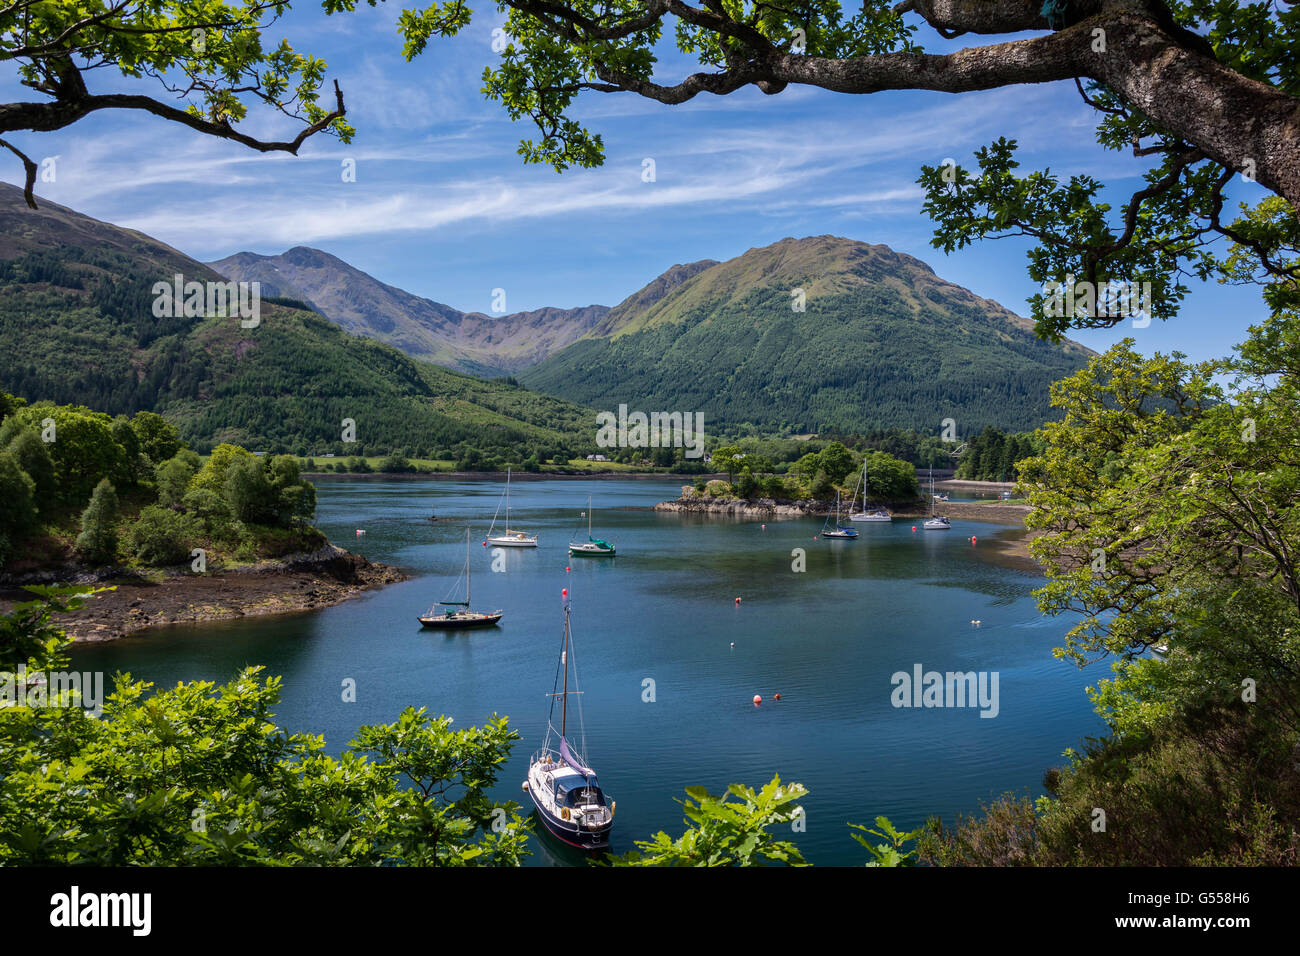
left=519, top=236, right=1094, bottom=433
left=0, top=183, right=594, bottom=458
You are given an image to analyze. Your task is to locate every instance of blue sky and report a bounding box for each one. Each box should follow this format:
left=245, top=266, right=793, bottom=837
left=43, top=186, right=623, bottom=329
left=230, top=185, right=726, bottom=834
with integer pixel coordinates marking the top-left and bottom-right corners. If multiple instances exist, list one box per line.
left=1, top=4, right=1273, bottom=364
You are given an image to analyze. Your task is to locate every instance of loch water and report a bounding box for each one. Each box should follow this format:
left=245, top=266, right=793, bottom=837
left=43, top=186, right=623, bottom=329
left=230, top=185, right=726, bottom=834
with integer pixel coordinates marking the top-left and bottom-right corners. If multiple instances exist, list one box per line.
left=69, top=477, right=1107, bottom=866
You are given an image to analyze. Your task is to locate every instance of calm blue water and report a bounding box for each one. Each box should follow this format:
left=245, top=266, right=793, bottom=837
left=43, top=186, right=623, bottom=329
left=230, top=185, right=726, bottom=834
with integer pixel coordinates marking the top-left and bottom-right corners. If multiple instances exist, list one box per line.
left=69, top=477, right=1107, bottom=866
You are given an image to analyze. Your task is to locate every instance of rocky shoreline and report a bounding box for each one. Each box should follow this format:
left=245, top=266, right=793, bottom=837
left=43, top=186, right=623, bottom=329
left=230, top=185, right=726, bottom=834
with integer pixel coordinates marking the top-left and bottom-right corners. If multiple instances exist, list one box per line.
left=0, top=544, right=406, bottom=643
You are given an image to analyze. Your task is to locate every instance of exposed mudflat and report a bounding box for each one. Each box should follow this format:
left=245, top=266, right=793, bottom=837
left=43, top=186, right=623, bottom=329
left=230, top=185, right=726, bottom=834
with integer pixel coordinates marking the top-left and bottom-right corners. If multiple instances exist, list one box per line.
left=0, top=545, right=406, bottom=643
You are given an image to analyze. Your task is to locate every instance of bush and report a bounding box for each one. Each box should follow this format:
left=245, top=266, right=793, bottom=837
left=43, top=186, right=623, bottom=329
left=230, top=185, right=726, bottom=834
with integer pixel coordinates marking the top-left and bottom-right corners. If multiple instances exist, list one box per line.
left=155, top=453, right=199, bottom=507
left=182, top=486, right=234, bottom=536
left=225, top=456, right=277, bottom=524
left=735, top=467, right=758, bottom=499
left=127, top=505, right=199, bottom=566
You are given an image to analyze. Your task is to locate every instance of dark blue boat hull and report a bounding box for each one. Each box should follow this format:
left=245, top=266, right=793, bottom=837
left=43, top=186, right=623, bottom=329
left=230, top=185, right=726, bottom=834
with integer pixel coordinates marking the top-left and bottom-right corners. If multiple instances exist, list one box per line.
left=527, top=789, right=612, bottom=851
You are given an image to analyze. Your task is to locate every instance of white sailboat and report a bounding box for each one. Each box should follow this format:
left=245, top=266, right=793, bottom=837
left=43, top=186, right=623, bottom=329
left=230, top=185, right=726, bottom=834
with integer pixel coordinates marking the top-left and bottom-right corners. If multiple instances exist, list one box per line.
left=522, top=591, right=614, bottom=850
left=569, top=494, right=615, bottom=556
left=848, top=460, right=891, bottom=522
left=485, top=467, right=537, bottom=547
left=923, top=471, right=951, bottom=530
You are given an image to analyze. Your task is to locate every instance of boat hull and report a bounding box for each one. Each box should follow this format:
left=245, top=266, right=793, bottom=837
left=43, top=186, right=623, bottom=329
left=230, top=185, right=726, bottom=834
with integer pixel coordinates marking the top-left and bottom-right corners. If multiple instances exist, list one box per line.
left=569, top=545, right=615, bottom=556
left=850, top=512, right=891, bottom=522
left=487, top=537, right=538, bottom=548
left=417, top=612, right=503, bottom=629
left=526, top=787, right=612, bottom=850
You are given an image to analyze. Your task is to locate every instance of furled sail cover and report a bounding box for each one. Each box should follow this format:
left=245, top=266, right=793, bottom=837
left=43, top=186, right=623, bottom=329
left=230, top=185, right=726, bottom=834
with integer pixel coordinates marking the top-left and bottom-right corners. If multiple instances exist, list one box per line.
left=560, top=736, right=593, bottom=777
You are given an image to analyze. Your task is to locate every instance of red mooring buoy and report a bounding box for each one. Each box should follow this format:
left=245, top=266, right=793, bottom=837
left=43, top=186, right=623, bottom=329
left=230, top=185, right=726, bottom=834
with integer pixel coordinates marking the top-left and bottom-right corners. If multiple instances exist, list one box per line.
left=753, top=695, right=762, bottom=706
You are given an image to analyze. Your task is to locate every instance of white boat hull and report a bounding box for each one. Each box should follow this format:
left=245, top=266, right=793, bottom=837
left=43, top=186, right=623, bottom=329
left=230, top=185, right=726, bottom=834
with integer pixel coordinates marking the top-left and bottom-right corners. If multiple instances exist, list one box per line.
left=487, top=535, right=538, bottom=547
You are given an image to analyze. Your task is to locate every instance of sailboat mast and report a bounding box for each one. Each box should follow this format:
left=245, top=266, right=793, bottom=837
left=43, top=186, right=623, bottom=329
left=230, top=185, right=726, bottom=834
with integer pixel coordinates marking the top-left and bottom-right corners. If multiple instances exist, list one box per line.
left=505, top=467, right=511, bottom=529
left=465, top=526, right=471, bottom=605
left=561, top=605, right=570, bottom=737
left=588, top=494, right=593, bottom=538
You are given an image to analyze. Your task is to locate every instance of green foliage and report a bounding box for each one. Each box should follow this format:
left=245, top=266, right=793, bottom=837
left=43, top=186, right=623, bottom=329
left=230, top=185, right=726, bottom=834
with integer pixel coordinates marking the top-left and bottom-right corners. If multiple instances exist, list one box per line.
left=0, top=450, right=37, bottom=560
left=858, top=450, right=919, bottom=502
left=126, top=505, right=200, bottom=566
left=225, top=455, right=279, bottom=524
left=849, top=816, right=923, bottom=867
left=181, top=486, right=235, bottom=537
left=1, top=0, right=353, bottom=173
left=130, top=411, right=183, bottom=465
left=155, top=453, right=199, bottom=508
left=930, top=315, right=1300, bottom=865
left=7, top=404, right=128, bottom=505
left=817, top=441, right=856, bottom=485
left=734, top=466, right=757, bottom=498
left=192, top=443, right=255, bottom=496
left=955, top=428, right=1041, bottom=482
left=4, top=426, right=56, bottom=512
left=0, top=592, right=531, bottom=866
left=612, top=776, right=808, bottom=867
left=74, top=478, right=118, bottom=564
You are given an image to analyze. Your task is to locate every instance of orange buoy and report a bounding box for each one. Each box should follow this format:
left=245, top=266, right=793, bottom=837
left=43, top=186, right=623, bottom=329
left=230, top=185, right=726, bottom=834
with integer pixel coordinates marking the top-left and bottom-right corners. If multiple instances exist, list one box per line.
left=761, top=524, right=766, bottom=530
left=774, top=693, right=781, bottom=700
left=565, top=566, right=571, bottom=572
left=912, top=525, right=917, bottom=532
left=972, top=535, right=978, bottom=545
left=753, top=695, right=762, bottom=705
left=735, top=597, right=741, bottom=604
left=482, top=540, right=487, bottom=546
left=562, top=588, right=568, bottom=598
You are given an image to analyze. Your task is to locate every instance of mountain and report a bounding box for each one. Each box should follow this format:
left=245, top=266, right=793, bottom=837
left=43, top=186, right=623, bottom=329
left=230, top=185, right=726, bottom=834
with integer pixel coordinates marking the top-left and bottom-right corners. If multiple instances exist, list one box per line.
left=517, top=236, right=1094, bottom=433
left=0, top=182, right=595, bottom=459
left=207, top=247, right=609, bottom=376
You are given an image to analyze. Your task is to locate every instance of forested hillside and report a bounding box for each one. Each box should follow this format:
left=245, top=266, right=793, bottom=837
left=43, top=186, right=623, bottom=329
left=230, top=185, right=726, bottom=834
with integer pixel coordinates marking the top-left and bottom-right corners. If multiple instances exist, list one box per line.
left=0, top=184, right=598, bottom=461
left=521, top=237, right=1093, bottom=433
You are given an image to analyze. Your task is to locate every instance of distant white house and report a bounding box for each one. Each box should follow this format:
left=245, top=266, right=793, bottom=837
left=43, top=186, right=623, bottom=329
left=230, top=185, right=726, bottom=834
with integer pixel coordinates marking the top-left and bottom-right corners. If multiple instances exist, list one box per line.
left=323, top=453, right=336, bottom=458
left=702, top=453, right=713, bottom=463
left=586, top=454, right=609, bottom=462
